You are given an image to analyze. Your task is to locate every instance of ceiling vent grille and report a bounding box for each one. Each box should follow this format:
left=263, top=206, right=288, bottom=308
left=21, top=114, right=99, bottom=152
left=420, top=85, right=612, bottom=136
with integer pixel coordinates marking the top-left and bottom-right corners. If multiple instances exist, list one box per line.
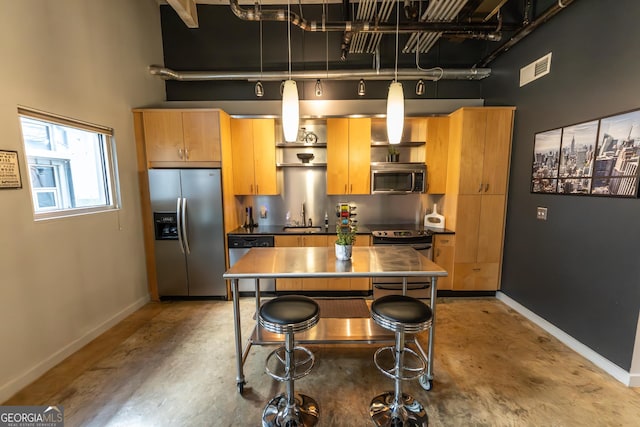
left=520, top=52, right=552, bottom=87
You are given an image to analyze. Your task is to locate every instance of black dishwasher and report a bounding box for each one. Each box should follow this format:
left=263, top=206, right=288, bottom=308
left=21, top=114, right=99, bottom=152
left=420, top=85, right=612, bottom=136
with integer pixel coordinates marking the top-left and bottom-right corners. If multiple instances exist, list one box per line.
left=227, top=235, right=275, bottom=294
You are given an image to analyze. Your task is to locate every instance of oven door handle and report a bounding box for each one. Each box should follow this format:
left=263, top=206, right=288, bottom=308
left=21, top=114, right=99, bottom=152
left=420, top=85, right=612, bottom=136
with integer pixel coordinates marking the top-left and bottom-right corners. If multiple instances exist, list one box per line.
left=411, top=244, right=432, bottom=251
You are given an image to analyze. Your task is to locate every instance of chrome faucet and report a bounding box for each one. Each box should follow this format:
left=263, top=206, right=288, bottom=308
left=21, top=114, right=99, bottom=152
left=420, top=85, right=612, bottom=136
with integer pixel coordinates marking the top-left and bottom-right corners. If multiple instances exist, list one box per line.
left=301, top=202, right=306, bottom=228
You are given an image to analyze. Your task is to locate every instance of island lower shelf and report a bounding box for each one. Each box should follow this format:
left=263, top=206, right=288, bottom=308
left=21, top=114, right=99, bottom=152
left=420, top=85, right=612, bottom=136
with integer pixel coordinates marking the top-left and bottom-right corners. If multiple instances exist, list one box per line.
left=251, top=317, right=396, bottom=345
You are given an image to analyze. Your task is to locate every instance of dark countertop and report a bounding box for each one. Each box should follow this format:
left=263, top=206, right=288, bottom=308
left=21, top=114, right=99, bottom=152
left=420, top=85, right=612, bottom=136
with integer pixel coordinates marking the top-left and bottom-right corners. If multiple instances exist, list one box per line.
left=227, top=223, right=454, bottom=236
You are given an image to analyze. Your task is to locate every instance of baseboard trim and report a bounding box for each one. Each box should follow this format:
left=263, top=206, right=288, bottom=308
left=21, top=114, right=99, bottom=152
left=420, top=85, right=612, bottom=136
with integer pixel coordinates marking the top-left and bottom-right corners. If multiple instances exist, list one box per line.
left=0, top=295, right=150, bottom=403
left=496, top=292, right=634, bottom=387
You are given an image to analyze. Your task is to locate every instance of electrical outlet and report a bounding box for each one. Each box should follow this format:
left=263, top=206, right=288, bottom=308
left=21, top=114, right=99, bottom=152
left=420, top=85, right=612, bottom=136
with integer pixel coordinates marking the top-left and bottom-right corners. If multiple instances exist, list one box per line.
left=536, top=207, right=548, bottom=221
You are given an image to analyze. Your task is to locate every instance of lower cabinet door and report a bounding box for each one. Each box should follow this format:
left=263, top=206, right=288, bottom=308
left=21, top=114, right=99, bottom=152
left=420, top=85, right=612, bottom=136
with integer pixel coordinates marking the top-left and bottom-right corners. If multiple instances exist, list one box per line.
left=452, top=262, right=500, bottom=291
left=274, top=235, right=371, bottom=292
left=433, top=235, right=455, bottom=291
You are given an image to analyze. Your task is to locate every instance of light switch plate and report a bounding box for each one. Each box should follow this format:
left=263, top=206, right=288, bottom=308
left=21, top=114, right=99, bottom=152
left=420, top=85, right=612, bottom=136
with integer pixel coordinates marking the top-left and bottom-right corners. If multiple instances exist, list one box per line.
left=537, top=207, right=548, bottom=221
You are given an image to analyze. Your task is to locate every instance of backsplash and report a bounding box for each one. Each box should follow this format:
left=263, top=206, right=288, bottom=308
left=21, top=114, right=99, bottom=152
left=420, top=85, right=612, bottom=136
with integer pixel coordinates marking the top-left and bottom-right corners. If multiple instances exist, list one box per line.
left=237, top=167, right=442, bottom=228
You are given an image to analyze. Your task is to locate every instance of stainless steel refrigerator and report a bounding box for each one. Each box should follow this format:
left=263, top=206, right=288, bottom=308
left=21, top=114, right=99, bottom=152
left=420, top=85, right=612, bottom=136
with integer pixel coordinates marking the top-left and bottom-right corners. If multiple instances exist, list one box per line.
left=148, top=169, right=226, bottom=297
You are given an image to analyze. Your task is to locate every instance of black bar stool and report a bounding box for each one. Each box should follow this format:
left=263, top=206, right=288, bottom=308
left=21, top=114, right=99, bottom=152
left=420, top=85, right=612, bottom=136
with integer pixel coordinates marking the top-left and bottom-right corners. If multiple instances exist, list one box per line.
left=369, top=295, right=433, bottom=427
left=259, top=295, right=320, bottom=427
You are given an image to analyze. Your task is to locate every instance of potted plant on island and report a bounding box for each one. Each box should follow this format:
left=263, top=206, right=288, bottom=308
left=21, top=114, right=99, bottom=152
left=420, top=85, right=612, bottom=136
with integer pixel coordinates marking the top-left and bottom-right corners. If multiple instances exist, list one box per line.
left=335, top=223, right=357, bottom=260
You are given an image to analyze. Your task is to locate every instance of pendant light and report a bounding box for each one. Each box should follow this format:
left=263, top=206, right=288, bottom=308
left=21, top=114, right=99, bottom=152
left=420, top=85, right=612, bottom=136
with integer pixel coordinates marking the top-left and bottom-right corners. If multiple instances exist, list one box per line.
left=282, top=0, right=299, bottom=142
left=357, top=79, right=366, bottom=96
left=255, top=14, right=264, bottom=97
left=386, top=0, right=404, bottom=145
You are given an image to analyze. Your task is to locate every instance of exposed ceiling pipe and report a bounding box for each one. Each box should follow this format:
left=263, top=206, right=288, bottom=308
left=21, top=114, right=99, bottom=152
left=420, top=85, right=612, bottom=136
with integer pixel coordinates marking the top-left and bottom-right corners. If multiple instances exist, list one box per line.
left=477, top=0, right=577, bottom=67
left=228, top=0, right=512, bottom=34
left=148, top=65, right=491, bottom=81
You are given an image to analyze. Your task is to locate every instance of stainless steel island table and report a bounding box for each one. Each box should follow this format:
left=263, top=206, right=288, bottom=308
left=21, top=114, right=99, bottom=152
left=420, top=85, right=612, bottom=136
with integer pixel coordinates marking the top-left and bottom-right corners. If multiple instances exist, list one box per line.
left=223, top=246, right=448, bottom=394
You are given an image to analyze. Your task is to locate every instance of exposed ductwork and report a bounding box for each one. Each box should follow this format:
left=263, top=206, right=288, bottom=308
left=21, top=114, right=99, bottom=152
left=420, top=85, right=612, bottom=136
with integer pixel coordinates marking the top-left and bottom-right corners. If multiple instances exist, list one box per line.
left=478, top=0, right=578, bottom=66
left=228, top=0, right=510, bottom=59
left=148, top=65, right=491, bottom=81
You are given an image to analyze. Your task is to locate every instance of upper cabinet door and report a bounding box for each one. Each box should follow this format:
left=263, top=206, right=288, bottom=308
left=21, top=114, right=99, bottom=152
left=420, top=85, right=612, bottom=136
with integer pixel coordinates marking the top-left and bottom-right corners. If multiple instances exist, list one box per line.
left=481, top=109, right=514, bottom=195
left=230, top=118, right=277, bottom=195
left=425, top=117, right=449, bottom=194
left=143, top=111, right=185, bottom=162
left=230, top=119, right=256, bottom=195
left=327, top=118, right=350, bottom=195
left=327, top=118, right=371, bottom=195
left=457, top=109, right=487, bottom=195
left=142, top=110, right=222, bottom=164
left=348, top=118, right=371, bottom=195
left=182, top=111, right=221, bottom=162
left=252, top=119, right=278, bottom=195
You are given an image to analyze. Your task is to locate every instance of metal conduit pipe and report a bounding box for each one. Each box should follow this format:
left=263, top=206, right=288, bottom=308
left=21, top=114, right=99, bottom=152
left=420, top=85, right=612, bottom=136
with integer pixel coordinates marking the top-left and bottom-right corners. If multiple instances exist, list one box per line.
left=148, top=65, right=491, bottom=81
left=477, top=0, right=577, bottom=66
left=228, top=0, right=513, bottom=34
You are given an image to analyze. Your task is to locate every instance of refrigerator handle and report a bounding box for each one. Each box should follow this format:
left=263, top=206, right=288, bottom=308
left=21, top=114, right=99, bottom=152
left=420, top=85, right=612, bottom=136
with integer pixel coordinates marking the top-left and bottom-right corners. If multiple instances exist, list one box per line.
left=176, top=198, right=185, bottom=254
left=181, top=197, right=191, bottom=255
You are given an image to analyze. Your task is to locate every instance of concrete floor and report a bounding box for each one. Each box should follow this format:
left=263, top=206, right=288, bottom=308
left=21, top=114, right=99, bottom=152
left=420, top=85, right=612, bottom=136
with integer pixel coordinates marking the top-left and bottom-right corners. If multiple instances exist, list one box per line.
left=5, top=297, right=640, bottom=426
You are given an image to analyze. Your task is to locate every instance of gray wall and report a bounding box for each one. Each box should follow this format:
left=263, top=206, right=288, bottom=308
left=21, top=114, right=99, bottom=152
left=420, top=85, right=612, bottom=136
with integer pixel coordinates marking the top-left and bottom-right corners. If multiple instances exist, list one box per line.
left=483, top=0, right=640, bottom=370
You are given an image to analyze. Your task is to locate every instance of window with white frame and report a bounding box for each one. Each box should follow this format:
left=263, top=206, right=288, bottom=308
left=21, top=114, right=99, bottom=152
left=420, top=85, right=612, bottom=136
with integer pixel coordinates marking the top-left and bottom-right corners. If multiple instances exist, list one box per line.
left=18, top=108, right=120, bottom=219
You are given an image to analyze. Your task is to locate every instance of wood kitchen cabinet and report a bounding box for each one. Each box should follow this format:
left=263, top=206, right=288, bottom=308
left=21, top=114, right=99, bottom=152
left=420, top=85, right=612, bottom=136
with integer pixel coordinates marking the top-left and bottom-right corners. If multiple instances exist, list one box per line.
left=444, top=107, right=515, bottom=291
left=230, top=118, right=278, bottom=195
left=140, top=110, right=222, bottom=166
left=327, top=118, right=371, bottom=195
left=433, top=234, right=455, bottom=290
left=425, top=117, right=450, bottom=194
left=274, top=234, right=371, bottom=291
left=274, top=235, right=329, bottom=291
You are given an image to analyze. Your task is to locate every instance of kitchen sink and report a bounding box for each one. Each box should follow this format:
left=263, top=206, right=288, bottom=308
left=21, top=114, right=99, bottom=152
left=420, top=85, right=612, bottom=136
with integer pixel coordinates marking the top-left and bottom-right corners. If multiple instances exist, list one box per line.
left=282, top=226, right=324, bottom=233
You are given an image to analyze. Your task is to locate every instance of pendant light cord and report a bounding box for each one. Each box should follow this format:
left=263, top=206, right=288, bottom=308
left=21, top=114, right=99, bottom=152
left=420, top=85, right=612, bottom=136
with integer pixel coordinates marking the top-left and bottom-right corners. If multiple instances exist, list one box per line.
left=394, top=0, right=399, bottom=83
left=324, top=0, right=328, bottom=78
left=259, top=1, right=263, bottom=80
left=287, top=0, right=292, bottom=78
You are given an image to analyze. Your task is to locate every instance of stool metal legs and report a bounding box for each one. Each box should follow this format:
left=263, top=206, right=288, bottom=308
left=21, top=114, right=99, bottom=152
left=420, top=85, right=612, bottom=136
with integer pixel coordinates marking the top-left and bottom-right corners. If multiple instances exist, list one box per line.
left=370, top=331, right=428, bottom=427
left=262, top=331, right=319, bottom=427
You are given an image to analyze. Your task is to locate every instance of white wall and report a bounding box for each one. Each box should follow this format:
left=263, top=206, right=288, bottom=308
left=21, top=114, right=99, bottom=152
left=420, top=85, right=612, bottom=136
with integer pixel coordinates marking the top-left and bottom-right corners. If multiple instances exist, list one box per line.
left=0, top=0, right=165, bottom=402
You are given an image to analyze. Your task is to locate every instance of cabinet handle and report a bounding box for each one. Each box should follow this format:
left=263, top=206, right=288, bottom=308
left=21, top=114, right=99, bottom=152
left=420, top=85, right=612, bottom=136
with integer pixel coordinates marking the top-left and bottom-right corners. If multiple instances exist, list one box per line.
left=441, top=239, right=449, bottom=244
left=256, top=184, right=259, bottom=194
left=350, top=184, right=353, bottom=193
left=250, top=184, right=253, bottom=194
left=178, top=148, right=184, bottom=159
left=344, top=184, right=347, bottom=193
left=436, top=249, right=441, bottom=257
left=472, top=268, right=481, bottom=272
left=478, top=183, right=483, bottom=193
left=185, top=148, right=190, bottom=160
left=485, top=183, right=489, bottom=192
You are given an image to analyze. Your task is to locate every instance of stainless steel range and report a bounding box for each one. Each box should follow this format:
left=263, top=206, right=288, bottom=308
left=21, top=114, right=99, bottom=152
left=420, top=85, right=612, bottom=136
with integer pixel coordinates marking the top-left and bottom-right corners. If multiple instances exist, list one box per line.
left=371, top=228, right=433, bottom=299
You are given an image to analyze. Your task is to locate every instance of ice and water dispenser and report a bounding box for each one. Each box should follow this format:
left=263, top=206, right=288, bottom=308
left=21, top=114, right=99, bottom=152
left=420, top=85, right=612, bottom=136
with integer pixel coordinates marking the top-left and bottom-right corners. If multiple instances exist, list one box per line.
left=154, top=212, right=178, bottom=240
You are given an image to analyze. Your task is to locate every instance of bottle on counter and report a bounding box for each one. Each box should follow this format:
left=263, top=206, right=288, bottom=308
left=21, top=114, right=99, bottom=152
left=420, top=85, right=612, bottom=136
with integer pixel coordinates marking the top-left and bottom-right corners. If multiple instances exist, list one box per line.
left=424, top=204, right=445, bottom=229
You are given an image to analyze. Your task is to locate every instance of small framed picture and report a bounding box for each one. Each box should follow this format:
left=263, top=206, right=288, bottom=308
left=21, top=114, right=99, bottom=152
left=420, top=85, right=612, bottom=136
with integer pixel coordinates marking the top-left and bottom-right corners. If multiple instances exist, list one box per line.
left=591, top=110, right=640, bottom=197
left=531, top=128, right=561, bottom=193
left=0, top=150, right=22, bottom=189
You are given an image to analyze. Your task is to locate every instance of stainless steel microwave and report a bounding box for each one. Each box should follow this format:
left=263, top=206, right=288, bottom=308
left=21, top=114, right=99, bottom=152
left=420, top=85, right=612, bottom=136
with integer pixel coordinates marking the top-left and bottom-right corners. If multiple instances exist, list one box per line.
left=370, top=163, right=426, bottom=194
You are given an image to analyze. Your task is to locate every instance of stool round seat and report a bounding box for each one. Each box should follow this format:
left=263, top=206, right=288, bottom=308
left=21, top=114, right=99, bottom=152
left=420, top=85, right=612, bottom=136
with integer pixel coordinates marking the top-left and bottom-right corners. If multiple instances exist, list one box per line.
left=371, top=294, right=433, bottom=334
left=260, top=295, right=320, bottom=334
